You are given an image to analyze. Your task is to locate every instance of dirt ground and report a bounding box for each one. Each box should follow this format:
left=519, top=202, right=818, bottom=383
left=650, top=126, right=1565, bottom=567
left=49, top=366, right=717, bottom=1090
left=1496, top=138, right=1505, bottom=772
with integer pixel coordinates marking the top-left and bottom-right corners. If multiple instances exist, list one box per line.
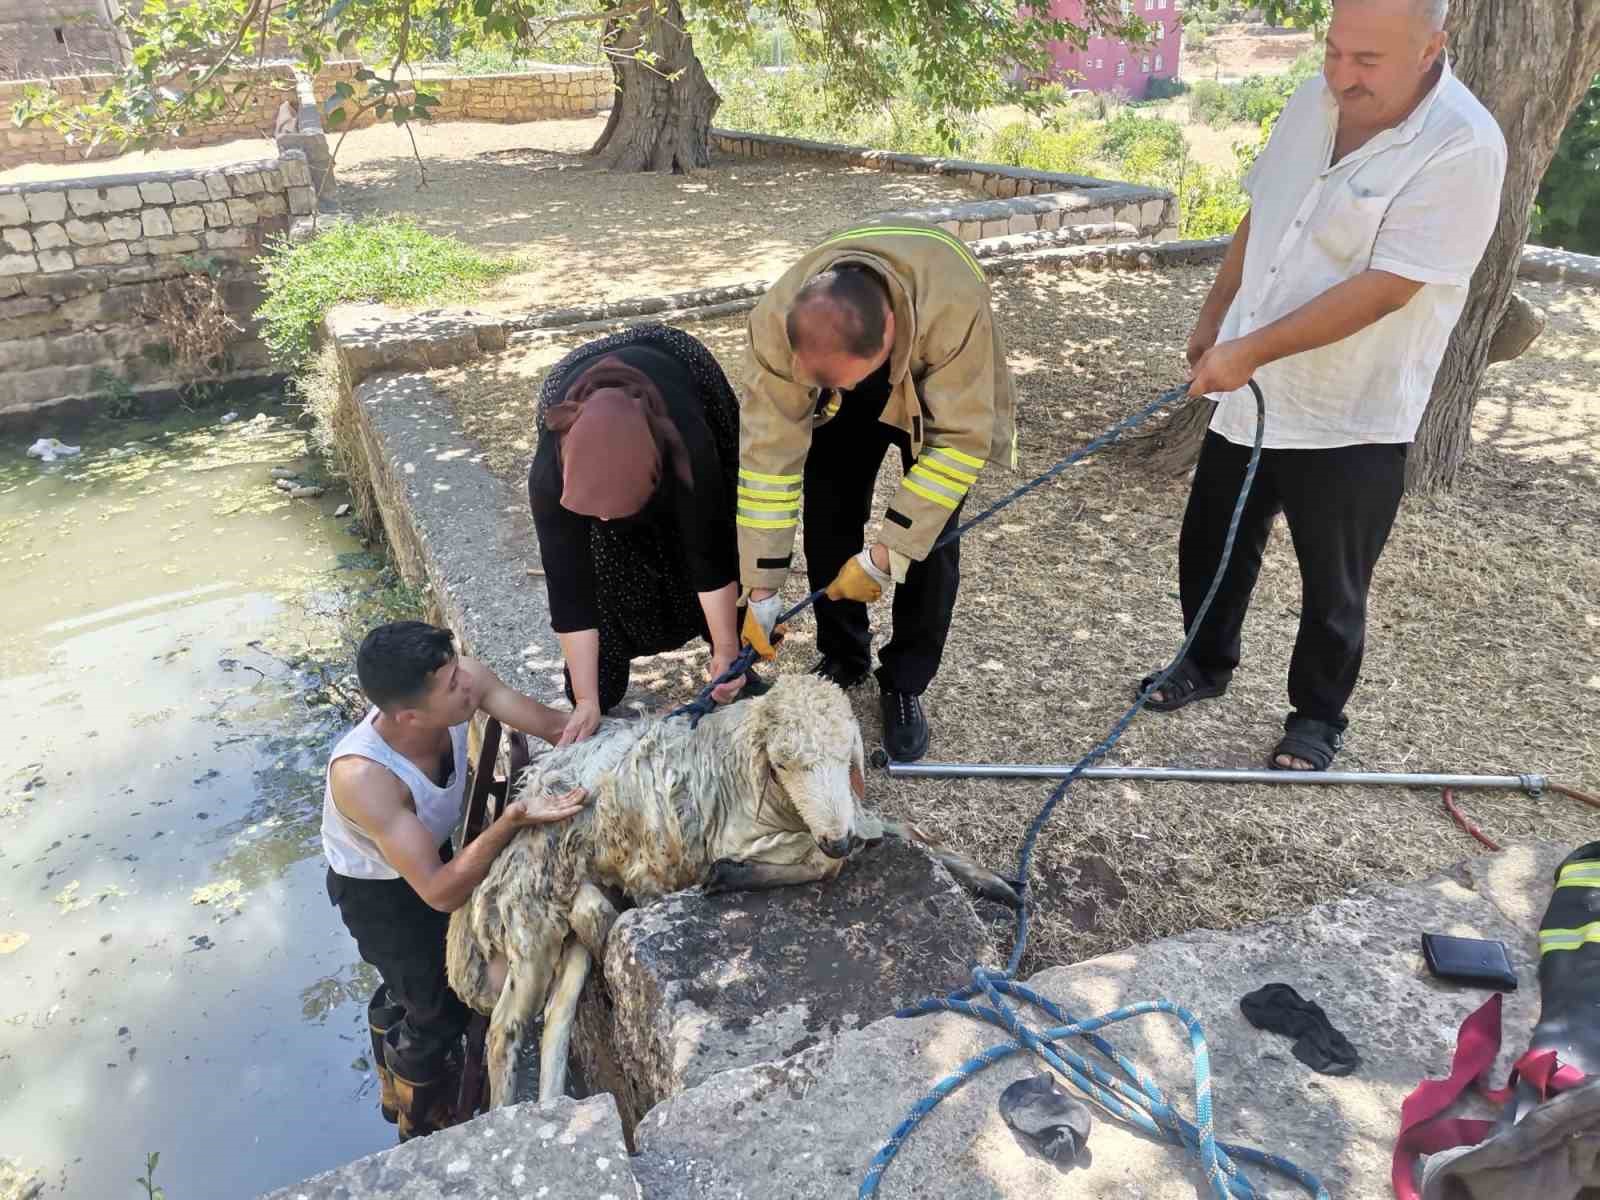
left=1184, top=22, right=1318, bottom=81
left=436, top=264, right=1600, bottom=974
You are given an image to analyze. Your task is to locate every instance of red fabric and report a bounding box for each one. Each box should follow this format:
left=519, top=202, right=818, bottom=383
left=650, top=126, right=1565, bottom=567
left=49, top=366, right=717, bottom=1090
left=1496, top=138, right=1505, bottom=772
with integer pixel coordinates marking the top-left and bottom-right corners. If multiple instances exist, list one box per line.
left=1392, top=993, right=1591, bottom=1198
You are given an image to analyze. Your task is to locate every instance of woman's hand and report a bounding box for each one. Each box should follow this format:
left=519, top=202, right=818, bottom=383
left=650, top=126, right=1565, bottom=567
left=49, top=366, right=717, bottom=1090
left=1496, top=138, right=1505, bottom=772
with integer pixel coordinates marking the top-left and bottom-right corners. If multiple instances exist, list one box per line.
left=708, top=644, right=746, bottom=704
left=557, top=699, right=602, bottom=747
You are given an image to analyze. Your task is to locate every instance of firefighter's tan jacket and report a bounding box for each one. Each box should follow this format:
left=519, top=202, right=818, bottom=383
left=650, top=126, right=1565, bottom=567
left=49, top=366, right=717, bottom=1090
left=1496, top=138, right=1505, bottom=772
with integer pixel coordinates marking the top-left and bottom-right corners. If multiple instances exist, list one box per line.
left=737, top=220, right=1017, bottom=592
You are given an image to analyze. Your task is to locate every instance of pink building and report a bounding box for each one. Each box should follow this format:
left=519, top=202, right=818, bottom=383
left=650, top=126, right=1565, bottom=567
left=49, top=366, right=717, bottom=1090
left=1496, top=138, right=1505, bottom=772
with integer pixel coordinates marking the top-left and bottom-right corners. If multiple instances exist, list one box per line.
left=1037, top=0, right=1184, bottom=98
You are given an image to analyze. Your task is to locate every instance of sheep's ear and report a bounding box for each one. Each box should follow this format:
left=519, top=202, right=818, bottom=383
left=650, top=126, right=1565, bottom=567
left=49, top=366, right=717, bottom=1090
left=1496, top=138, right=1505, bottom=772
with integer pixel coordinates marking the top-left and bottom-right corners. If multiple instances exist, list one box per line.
left=849, top=728, right=866, bottom=802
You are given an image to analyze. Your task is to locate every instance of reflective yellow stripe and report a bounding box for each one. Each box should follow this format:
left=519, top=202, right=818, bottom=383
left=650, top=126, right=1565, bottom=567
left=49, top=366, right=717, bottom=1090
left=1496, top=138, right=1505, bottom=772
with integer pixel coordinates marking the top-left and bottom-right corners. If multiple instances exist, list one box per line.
left=736, top=514, right=799, bottom=530
left=738, top=485, right=799, bottom=501
left=1540, top=921, right=1600, bottom=954
left=916, top=457, right=976, bottom=489
left=927, top=445, right=985, bottom=470
left=1557, top=863, right=1600, bottom=889
left=820, top=227, right=985, bottom=282
left=901, top=477, right=959, bottom=510
left=740, top=469, right=802, bottom=487
left=908, top=464, right=967, bottom=502
left=736, top=498, right=801, bottom=513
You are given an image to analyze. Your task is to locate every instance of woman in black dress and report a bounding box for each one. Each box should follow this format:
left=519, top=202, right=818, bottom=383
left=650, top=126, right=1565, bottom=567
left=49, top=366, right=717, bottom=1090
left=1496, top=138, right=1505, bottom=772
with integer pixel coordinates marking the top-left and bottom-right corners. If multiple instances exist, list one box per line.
left=529, top=323, right=755, bottom=745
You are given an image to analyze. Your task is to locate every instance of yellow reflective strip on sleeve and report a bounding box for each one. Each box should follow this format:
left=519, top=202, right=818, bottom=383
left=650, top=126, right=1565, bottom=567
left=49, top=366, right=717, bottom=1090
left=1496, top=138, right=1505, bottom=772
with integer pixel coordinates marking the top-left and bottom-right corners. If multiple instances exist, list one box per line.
left=739, top=469, right=803, bottom=487
left=901, top=477, right=960, bottom=511
left=1556, top=864, right=1600, bottom=889
left=926, top=445, right=985, bottom=470
left=907, top=464, right=967, bottom=502
left=916, top=456, right=977, bottom=488
left=819, top=227, right=985, bottom=282
left=736, top=514, right=799, bottom=530
left=1539, top=921, right=1600, bottom=954
left=736, top=499, right=802, bottom=513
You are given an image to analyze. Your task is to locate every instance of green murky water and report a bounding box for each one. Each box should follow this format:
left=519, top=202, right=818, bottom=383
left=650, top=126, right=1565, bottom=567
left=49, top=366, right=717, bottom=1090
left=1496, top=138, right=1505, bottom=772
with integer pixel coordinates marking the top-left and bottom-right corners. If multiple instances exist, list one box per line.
left=0, top=402, right=407, bottom=1198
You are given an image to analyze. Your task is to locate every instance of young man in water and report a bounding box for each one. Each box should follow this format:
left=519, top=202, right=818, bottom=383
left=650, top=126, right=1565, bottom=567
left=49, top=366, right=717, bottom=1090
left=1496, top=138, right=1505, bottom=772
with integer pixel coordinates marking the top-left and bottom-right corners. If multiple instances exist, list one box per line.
left=321, top=620, right=587, bottom=1140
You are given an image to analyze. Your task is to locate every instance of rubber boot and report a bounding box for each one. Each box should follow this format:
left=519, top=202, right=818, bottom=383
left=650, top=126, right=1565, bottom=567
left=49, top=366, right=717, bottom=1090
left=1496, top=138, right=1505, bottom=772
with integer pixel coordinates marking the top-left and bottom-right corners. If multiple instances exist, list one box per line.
left=389, top=1041, right=467, bottom=1142
left=1421, top=842, right=1600, bottom=1199
left=367, top=985, right=404, bottom=1125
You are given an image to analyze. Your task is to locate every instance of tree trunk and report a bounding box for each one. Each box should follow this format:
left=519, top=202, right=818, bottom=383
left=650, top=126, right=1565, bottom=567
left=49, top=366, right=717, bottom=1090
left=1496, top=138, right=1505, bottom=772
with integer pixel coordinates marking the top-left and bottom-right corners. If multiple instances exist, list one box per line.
left=1407, top=3, right=1600, bottom=490
left=588, top=0, right=720, bottom=174
left=1131, top=3, right=1600, bottom=488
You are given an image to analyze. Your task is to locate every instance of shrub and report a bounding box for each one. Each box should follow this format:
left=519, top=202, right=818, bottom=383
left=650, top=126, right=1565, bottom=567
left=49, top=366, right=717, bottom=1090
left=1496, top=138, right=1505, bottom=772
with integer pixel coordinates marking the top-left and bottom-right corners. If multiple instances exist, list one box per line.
left=254, top=218, right=518, bottom=370
left=1100, top=110, right=1185, bottom=163
left=985, top=119, right=1102, bottom=176
left=1532, top=74, right=1600, bottom=254
left=1144, top=76, right=1190, bottom=101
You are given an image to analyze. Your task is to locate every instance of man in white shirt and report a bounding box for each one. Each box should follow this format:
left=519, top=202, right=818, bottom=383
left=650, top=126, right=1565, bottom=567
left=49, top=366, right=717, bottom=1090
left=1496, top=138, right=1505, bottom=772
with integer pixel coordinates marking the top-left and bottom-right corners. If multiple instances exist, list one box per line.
left=1139, top=0, right=1505, bottom=770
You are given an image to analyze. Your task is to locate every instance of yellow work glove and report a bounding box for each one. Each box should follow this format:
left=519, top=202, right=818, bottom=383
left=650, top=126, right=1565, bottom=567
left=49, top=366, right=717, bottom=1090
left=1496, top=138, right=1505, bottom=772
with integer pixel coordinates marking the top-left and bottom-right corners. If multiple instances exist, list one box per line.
left=740, top=593, right=785, bottom=662
left=825, top=550, right=893, bottom=604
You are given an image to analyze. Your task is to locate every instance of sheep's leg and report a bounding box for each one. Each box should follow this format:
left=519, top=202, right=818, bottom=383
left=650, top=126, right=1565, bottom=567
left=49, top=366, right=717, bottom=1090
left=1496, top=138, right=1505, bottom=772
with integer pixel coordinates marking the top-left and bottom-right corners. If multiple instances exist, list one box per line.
left=537, top=937, right=591, bottom=1103
left=703, top=857, right=835, bottom=894
left=567, top=881, right=620, bottom=961
left=873, top=818, right=1022, bottom=910
left=486, top=944, right=558, bottom=1109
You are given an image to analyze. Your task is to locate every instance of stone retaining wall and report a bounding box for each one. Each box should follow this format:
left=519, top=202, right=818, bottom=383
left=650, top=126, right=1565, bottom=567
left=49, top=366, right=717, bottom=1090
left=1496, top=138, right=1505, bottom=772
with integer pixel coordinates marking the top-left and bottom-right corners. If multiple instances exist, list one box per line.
left=1, top=62, right=609, bottom=170
left=712, top=128, right=1180, bottom=241
left=0, top=154, right=313, bottom=417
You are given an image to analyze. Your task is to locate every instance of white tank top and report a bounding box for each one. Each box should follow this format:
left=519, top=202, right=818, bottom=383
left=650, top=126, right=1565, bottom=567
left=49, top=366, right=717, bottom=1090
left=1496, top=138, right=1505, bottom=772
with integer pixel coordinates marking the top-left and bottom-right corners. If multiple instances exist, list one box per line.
left=320, top=708, right=469, bottom=880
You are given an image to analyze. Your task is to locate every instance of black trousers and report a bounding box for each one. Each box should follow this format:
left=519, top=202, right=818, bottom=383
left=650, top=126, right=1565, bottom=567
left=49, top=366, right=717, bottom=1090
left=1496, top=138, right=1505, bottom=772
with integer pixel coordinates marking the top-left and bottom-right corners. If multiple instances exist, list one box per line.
left=1178, top=430, right=1406, bottom=728
left=327, top=844, right=469, bottom=1082
left=804, top=367, right=962, bottom=696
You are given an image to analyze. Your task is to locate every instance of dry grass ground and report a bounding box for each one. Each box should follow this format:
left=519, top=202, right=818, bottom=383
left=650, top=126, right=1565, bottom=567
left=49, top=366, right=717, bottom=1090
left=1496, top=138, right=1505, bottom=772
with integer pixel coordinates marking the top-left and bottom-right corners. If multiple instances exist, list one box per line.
left=443, top=264, right=1600, bottom=975
left=1184, top=22, right=1318, bottom=81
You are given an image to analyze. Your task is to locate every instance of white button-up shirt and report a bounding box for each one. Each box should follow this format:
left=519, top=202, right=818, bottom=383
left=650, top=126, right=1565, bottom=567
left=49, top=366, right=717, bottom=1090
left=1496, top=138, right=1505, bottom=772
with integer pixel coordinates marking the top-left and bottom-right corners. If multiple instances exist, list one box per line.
left=1209, top=59, right=1506, bottom=450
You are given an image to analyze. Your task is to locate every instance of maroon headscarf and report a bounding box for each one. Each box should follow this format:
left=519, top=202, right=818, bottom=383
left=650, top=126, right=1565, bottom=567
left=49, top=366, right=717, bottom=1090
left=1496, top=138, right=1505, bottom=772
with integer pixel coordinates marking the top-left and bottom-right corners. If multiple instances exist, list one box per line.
left=544, top=356, right=692, bottom=520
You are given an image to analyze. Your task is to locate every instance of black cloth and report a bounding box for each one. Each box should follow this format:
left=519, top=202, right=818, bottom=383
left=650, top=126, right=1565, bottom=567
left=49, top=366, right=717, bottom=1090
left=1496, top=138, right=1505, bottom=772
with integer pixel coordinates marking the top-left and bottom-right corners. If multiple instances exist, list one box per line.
left=1240, top=982, right=1360, bottom=1076
left=804, top=362, right=962, bottom=697
left=998, top=1073, right=1093, bottom=1166
left=327, top=842, right=469, bottom=1083
left=1178, top=430, right=1406, bottom=729
left=528, top=325, right=740, bottom=712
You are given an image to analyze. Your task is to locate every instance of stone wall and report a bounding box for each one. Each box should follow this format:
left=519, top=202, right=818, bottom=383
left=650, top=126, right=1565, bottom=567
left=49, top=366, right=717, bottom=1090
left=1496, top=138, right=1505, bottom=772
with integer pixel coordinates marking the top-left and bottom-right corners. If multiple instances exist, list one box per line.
left=711, top=128, right=1181, bottom=241
left=0, top=153, right=314, bottom=418
left=0, top=62, right=609, bottom=170
left=0, top=65, right=298, bottom=170
left=0, top=0, right=125, bottom=82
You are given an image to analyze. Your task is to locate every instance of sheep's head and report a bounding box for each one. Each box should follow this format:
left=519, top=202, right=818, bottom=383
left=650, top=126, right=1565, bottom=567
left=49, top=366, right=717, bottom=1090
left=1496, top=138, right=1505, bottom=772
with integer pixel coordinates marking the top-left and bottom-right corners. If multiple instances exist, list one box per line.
left=750, top=673, right=865, bottom=860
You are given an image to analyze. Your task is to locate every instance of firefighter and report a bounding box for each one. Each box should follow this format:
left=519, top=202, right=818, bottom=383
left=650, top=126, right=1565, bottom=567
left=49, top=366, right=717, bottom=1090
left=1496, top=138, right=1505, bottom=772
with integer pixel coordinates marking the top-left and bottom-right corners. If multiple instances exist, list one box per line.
left=736, top=219, right=1016, bottom=762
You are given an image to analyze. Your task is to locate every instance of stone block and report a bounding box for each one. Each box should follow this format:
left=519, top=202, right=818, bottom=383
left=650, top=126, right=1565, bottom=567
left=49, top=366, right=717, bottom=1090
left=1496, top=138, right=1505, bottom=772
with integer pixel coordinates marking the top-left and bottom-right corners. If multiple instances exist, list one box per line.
left=140, top=208, right=174, bottom=238
left=168, top=206, right=206, bottom=234
left=103, top=185, right=142, bottom=212
left=137, top=181, right=174, bottom=205
left=979, top=218, right=1007, bottom=239
left=203, top=201, right=232, bottom=228
left=0, top=193, right=28, bottom=226
left=261, top=166, right=285, bottom=191
left=633, top=864, right=1544, bottom=1200
left=75, top=243, right=131, bottom=267
left=1085, top=206, right=1114, bottom=225
left=0, top=276, right=17, bottom=299
left=279, top=155, right=312, bottom=190
left=255, top=193, right=287, bottom=218
left=1155, top=226, right=1181, bottom=243
left=67, top=187, right=107, bottom=216
left=259, top=1095, right=640, bottom=1200
left=575, top=839, right=993, bottom=1131
left=145, top=236, right=201, bottom=255
left=172, top=178, right=210, bottom=204
left=0, top=252, right=37, bottom=275
left=1116, top=202, right=1141, bottom=226
left=227, top=170, right=264, bottom=195
left=203, top=173, right=231, bottom=201
left=205, top=229, right=250, bottom=250
left=103, top=215, right=142, bottom=241
left=65, top=219, right=107, bottom=247
left=1007, top=213, right=1036, bottom=235
left=0, top=294, right=53, bottom=320
left=24, top=191, right=67, bottom=223
left=226, top=198, right=259, bottom=225
left=2, top=227, right=32, bottom=253
left=37, top=249, right=74, bottom=273
left=1142, top=197, right=1166, bottom=229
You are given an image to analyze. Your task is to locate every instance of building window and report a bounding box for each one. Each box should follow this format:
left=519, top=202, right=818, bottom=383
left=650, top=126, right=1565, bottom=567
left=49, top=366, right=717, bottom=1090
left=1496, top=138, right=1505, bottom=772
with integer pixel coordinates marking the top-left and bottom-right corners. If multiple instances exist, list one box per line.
left=1116, top=60, right=1126, bottom=77
left=1141, top=56, right=1150, bottom=72
left=1155, top=53, right=1164, bottom=71
left=1096, top=58, right=1104, bottom=69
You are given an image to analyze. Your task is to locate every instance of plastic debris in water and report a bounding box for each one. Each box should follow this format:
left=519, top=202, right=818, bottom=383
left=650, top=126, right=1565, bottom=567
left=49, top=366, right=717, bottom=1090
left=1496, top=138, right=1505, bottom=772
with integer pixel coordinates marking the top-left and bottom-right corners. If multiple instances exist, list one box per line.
left=26, top=438, right=81, bottom=463
left=219, top=412, right=240, bottom=424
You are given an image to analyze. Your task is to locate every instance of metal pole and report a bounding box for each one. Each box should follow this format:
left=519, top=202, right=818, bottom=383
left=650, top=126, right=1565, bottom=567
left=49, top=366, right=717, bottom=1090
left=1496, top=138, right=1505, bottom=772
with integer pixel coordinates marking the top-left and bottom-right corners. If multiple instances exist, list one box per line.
left=884, top=761, right=1549, bottom=797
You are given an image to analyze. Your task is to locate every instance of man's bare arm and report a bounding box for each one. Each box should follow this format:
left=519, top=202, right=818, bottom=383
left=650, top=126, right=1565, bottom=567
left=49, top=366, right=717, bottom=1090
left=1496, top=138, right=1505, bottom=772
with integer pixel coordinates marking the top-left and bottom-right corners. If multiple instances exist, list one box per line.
left=1189, top=268, right=1423, bottom=397
left=331, top=757, right=587, bottom=913
left=460, top=656, right=566, bottom=745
